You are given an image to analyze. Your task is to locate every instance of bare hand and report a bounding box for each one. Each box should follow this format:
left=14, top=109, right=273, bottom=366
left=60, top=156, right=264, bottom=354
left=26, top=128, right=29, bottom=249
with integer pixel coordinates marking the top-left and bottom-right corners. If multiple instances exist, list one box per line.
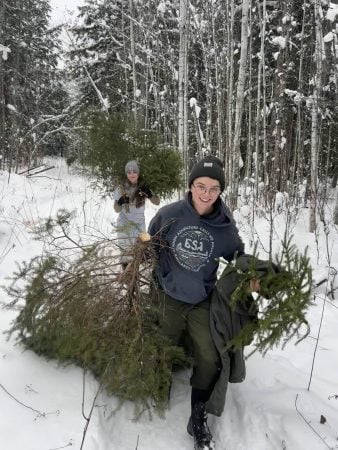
left=248, top=279, right=260, bottom=292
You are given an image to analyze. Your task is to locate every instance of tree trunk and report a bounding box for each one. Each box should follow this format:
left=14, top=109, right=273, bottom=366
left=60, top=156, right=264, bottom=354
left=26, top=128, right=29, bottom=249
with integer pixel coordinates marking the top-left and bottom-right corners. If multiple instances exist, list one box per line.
left=129, top=0, right=137, bottom=124
left=334, top=188, right=338, bottom=225
left=212, top=8, right=224, bottom=160
left=254, top=0, right=267, bottom=202
left=225, top=0, right=235, bottom=186
left=0, top=0, right=6, bottom=170
left=244, top=5, right=253, bottom=183
left=293, top=0, right=306, bottom=204
left=178, top=0, right=188, bottom=191
left=231, top=0, right=249, bottom=208
left=309, top=0, right=323, bottom=233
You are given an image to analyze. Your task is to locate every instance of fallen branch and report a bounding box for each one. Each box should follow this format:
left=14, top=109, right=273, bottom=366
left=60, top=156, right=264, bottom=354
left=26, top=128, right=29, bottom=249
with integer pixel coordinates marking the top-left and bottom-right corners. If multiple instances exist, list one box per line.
left=18, top=164, right=45, bottom=175
left=25, top=175, right=60, bottom=181
left=26, top=166, right=55, bottom=177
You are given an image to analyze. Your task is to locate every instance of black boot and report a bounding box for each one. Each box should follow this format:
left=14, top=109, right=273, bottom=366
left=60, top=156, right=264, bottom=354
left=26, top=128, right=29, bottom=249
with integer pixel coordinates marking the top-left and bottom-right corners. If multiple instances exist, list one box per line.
left=187, top=402, right=215, bottom=449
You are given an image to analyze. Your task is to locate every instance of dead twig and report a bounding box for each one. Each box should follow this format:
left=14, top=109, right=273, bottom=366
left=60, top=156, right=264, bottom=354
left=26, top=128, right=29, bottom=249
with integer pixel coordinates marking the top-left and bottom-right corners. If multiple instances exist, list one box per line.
left=80, top=369, right=104, bottom=450
left=295, top=393, right=333, bottom=449
left=0, top=383, right=59, bottom=420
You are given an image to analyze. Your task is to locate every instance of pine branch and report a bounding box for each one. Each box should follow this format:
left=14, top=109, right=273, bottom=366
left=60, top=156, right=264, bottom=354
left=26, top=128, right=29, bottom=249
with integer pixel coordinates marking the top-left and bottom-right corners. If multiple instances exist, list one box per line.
left=228, top=238, right=313, bottom=355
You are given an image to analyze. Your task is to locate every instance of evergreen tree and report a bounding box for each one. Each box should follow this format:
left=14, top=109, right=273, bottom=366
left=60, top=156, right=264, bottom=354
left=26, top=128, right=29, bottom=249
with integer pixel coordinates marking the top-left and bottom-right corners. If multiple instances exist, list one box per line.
left=80, top=112, right=183, bottom=197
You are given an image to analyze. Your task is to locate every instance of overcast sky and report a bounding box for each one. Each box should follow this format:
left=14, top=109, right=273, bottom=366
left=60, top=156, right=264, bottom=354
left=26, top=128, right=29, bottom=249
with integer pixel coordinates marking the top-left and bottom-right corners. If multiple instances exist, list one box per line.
left=49, top=0, right=85, bottom=26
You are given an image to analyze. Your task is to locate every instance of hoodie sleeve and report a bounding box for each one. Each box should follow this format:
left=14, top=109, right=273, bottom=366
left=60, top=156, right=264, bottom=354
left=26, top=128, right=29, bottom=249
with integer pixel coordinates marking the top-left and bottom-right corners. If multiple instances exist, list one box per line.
left=222, top=204, right=245, bottom=261
left=225, top=234, right=245, bottom=262
left=148, top=210, right=162, bottom=237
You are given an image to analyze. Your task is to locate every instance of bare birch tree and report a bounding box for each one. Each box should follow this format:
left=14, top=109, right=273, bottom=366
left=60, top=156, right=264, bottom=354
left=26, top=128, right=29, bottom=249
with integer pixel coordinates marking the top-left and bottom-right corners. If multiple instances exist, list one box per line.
left=129, top=0, right=137, bottom=124
left=230, top=0, right=250, bottom=208
left=211, top=4, right=224, bottom=160
left=178, top=0, right=188, bottom=189
left=334, top=188, right=338, bottom=226
left=309, top=0, right=323, bottom=232
left=225, top=0, right=235, bottom=186
left=0, top=0, right=6, bottom=169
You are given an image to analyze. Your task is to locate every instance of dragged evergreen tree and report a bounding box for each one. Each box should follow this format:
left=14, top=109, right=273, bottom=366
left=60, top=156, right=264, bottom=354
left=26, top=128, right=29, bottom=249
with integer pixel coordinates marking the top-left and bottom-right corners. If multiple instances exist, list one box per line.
left=6, top=215, right=187, bottom=416
left=80, top=112, right=184, bottom=197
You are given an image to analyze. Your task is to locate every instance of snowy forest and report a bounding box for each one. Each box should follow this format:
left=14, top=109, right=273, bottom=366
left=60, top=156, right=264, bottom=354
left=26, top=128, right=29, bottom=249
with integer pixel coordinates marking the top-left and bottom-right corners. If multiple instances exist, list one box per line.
left=1, top=1, right=338, bottom=449
left=1, top=0, right=338, bottom=231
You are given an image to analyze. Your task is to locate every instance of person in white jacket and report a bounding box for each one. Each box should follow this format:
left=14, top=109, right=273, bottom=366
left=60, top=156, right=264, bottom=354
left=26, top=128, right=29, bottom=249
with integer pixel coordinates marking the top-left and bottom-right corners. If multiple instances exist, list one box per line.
left=114, top=160, right=160, bottom=269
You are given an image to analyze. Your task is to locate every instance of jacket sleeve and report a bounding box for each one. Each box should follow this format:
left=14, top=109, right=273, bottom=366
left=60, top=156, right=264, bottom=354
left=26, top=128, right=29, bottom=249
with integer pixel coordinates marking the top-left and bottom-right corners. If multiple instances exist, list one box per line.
left=148, top=211, right=162, bottom=237
left=113, top=187, right=123, bottom=213
left=148, top=209, right=174, bottom=259
left=231, top=234, right=245, bottom=261
left=222, top=203, right=245, bottom=261
left=114, top=200, right=122, bottom=213
left=149, top=194, right=160, bottom=206
left=224, top=224, right=245, bottom=262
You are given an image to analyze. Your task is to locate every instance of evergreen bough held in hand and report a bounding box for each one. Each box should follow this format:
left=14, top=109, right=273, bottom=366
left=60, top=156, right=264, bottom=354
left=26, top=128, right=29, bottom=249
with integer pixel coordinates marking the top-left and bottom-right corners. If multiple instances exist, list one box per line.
left=227, top=238, right=313, bottom=355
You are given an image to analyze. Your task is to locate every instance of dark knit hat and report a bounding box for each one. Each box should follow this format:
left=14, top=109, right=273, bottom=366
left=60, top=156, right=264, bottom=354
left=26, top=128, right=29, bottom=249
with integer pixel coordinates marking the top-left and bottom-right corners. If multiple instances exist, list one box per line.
left=188, top=155, right=225, bottom=192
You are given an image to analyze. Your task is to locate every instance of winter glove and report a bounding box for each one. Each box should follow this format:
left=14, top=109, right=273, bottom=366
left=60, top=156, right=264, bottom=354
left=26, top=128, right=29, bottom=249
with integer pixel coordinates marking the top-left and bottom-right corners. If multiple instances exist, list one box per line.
left=138, top=185, right=153, bottom=198
left=117, top=195, right=129, bottom=206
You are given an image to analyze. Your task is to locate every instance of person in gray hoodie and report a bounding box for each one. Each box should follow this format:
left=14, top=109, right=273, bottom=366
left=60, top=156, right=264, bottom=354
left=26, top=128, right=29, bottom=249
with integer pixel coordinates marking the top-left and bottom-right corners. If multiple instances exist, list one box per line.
left=148, top=155, right=248, bottom=450
left=114, top=160, right=160, bottom=270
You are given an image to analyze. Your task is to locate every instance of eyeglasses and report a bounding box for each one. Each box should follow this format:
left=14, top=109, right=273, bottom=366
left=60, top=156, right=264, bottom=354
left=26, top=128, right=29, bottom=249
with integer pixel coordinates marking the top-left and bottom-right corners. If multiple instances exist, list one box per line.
left=192, top=183, right=221, bottom=195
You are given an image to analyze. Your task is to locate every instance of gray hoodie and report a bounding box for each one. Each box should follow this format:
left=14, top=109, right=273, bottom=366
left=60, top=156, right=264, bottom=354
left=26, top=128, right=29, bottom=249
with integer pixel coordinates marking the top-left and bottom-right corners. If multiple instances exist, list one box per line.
left=148, top=193, right=244, bottom=304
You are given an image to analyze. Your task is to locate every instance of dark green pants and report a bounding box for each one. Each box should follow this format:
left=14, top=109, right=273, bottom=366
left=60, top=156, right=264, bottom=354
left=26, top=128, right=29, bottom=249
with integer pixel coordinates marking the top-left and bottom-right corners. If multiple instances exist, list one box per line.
left=155, top=288, right=221, bottom=392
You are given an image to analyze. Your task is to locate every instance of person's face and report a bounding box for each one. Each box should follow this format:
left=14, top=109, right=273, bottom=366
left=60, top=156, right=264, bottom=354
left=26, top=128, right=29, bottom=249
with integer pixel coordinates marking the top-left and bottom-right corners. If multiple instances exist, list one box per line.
left=190, top=176, right=221, bottom=215
left=126, top=170, right=139, bottom=184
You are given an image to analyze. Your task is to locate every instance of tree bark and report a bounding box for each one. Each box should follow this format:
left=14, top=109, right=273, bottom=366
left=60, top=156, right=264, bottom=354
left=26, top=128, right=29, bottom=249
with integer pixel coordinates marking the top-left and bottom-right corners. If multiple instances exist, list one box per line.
left=309, top=0, right=323, bottom=233
left=231, top=0, right=249, bottom=208
left=0, top=0, right=6, bottom=170
left=129, top=0, right=137, bottom=124
left=225, top=0, right=235, bottom=187
left=178, top=0, right=188, bottom=191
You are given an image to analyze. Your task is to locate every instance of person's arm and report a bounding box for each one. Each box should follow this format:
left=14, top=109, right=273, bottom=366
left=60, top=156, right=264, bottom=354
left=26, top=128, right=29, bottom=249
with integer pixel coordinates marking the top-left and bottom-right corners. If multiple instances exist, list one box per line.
left=149, top=194, right=160, bottom=206
left=114, top=195, right=129, bottom=212
left=148, top=210, right=162, bottom=237
left=114, top=200, right=122, bottom=213
left=222, top=203, right=245, bottom=261
left=113, top=186, right=129, bottom=212
left=137, top=185, right=160, bottom=205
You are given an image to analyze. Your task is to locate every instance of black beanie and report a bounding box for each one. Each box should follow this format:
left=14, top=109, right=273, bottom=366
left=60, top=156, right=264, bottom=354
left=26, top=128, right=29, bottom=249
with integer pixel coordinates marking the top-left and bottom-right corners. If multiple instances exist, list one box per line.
left=188, top=155, right=225, bottom=192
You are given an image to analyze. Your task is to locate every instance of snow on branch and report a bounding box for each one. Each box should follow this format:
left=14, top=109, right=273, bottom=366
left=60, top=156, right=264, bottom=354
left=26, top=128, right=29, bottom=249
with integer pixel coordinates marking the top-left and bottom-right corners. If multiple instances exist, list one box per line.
left=0, top=44, right=11, bottom=61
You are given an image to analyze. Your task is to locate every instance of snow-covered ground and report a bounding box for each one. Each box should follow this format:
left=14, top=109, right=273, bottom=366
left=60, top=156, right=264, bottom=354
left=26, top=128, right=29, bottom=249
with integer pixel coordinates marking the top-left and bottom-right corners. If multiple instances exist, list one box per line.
left=1, top=158, right=338, bottom=450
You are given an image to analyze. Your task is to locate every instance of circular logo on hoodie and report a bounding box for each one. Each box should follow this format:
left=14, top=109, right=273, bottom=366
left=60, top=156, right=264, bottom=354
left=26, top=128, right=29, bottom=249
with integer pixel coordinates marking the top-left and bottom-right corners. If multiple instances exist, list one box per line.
left=172, top=226, right=214, bottom=271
